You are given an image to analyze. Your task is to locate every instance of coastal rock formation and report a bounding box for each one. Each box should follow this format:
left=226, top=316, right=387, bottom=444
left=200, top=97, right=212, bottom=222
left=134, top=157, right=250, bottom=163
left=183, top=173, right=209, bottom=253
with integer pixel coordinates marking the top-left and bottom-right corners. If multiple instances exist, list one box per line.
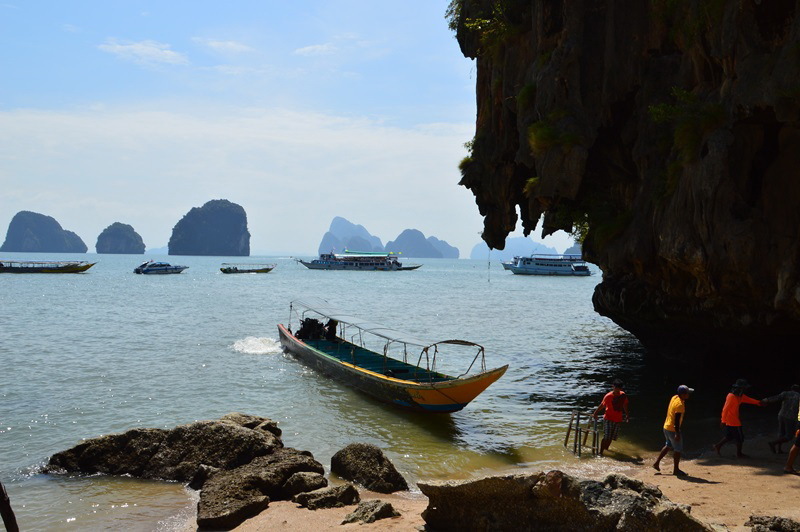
left=318, top=217, right=384, bottom=254
left=427, top=236, right=460, bottom=259
left=419, top=470, right=712, bottom=531
left=342, top=500, right=401, bottom=524
left=746, top=514, right=800, bottom=532
left=0, top=211, right=87, bottom=253
left=451, top=1, right=800, bottom=361
left=386, top=229, right=443, bottom=258
left=168, top=199, right=250, bottom=256
left=45, top=413, right=326, bottom=530
left=95, top=222, right=145, bottom=254
left=330, top=443, right=408, bottom=494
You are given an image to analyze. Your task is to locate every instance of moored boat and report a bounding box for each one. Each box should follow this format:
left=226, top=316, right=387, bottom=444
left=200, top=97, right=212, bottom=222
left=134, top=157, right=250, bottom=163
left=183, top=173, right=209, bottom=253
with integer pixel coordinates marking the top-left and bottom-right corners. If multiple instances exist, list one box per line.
left=0, top=260, right=96, bottom=273
left=278, top=297, right=508, bottom=413
left=220, top=263, right=276, bottom=274
left=297, top=250, right=421, bottom=271
left=133, top=260, right=188, bottom=274
left=506, top=254, right=591, bottom=276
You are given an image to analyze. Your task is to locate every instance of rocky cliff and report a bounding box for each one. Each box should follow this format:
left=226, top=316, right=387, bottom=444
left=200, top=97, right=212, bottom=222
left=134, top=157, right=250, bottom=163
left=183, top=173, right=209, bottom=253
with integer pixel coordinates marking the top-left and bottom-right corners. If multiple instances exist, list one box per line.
left=95, top=222, right=145, bottom=254
left=169, top=200, right=250, bottom=256
left=451, top=0, right=800, bottom=361
left=0, top=211, right=87, bottom=253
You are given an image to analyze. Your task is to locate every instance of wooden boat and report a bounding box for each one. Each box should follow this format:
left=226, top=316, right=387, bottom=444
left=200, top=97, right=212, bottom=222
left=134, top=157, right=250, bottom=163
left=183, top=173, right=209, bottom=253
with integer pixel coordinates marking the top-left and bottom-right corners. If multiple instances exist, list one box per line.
left=133, top=260, right=188, bottom=274
left=297, top=250, right=421, bottom=271
left=220, top=263, right=275, bottom=274
left=278, top=298, right=508, bottom=413
left=0, top=260, right=96, bottom=273
left=505, top=254, right=591, bottom=276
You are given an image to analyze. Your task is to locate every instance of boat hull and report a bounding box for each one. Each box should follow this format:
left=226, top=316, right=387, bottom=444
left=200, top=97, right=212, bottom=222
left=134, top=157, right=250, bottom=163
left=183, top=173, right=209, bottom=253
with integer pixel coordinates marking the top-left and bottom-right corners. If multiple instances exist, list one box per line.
left=507, top=266, right=591, bottom=276
left=299, top=261, right=420, bottom=271
left=0, top=261, right=95, bottom=273
left=278, top=324, right=507, bottom=413
left=134, top=267, right=187, bottom=274
left=220, top=267, right=274, bottom=274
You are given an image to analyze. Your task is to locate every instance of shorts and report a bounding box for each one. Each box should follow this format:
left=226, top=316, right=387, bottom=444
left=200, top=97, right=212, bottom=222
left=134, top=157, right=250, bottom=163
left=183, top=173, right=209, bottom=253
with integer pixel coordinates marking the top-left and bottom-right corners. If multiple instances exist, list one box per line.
left=778, top=416, right=798, bottom=440
left=604, top=420, right=620, bottom=441
left=723, top=424, right=744, bottom=443
left=663, top=429, right=684, bottom=452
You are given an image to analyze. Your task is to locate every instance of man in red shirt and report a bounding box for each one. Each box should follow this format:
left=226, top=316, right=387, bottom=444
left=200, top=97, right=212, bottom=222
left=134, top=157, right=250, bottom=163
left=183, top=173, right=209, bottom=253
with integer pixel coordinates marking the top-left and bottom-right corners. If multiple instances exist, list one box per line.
left=713, top=378, right=764, bottom=458
left=592, top=379, right=629, bottom=456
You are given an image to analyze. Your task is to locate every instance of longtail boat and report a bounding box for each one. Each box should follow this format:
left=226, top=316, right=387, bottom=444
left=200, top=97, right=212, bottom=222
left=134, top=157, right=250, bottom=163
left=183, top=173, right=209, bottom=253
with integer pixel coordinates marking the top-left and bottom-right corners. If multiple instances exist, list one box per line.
left=278, top=298, right=508, bottom=413
left=220, top=263, right=276, bottom=274
left=0, top=260, right=95, bottom=273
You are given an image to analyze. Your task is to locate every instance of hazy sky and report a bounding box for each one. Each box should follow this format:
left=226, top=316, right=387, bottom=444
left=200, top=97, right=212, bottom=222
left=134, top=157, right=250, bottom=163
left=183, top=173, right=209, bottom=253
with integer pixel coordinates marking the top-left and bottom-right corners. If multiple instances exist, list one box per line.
left=0, top=1, right=574, bottom=255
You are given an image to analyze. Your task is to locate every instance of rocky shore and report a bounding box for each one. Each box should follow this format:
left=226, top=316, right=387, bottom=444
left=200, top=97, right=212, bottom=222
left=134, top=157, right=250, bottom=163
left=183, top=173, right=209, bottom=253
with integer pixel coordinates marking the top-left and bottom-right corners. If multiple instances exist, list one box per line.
left=43, top=414, right=800, bottom=531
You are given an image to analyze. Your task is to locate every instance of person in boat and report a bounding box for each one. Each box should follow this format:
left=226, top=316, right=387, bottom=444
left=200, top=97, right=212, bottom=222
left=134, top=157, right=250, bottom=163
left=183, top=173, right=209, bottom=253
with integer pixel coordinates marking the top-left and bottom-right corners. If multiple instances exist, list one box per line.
left=712, top=378, right=765, bottom=458
left=325, top=319, right=338, bottom=341
left=592, top=379, right=629, bottom=456
left=653, top=385, right=693, bottom=476
left=762, top=384, right=800, bottom=454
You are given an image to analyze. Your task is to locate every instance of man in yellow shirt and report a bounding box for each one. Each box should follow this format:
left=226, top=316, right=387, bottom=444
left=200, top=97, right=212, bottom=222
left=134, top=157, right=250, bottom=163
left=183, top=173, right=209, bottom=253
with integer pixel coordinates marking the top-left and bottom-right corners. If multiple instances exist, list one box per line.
left=653, top=385, right=694, bottom=476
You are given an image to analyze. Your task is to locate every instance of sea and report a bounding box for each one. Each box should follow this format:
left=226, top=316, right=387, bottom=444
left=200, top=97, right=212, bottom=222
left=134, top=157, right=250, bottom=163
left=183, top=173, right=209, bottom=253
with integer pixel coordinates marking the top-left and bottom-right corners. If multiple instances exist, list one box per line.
left=0, top=252, right=773, bottom=530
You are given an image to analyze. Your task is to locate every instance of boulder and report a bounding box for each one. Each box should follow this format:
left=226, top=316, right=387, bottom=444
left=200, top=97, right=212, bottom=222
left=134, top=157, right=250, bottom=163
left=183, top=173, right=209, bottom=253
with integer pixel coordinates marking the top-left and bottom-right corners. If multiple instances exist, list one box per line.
left=418, top=470, right=713, bottom=531
left=281, top=472, right=328, bottom=498
left=168, top=199, right=250, bottom=256
left=330, top=443, right=408, bottom=493
left=746, top=515, right=800, bottom=532
left=342, top=500, right=401, bottom=524
left=44, top=414, right=325, bottom=531
left=45, top=416, right=281, bottom=481
left=0, top=211, right=87, bottom=253
left=95, top=222, right=145, bottom=254
left=292, top=484, right=360, bottom=510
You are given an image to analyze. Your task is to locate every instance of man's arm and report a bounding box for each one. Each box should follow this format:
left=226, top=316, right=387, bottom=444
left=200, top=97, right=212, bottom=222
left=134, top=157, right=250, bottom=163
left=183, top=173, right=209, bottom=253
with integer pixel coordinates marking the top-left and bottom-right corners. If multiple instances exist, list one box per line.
left=623, top=397, right=630, bottom=421
left=592, top=402, right=605, bottom=419
left=742, top=394, right=762, bottom=406
left=674, top=412, right=682, bottom=440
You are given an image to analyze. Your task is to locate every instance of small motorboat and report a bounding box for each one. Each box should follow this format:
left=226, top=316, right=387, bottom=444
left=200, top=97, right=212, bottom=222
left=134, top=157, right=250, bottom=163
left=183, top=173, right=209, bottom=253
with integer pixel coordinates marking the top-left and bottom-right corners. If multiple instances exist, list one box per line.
left=134, top=260, right=188, bottom=274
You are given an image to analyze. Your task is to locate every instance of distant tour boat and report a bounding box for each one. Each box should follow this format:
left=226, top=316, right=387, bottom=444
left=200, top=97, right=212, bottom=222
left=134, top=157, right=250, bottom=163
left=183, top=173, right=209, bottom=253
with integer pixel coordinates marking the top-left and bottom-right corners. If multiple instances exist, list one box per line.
left=297, top=250, right=421, bottom=271
left=220, top=263, right=275, bottom=274
left=0, top=260, right=96, bottom=273
left=504, top=254, right=591, bottom=276
left=133, top=260, right=188, bottom=275
left=279, top=297, right=507, bottom=413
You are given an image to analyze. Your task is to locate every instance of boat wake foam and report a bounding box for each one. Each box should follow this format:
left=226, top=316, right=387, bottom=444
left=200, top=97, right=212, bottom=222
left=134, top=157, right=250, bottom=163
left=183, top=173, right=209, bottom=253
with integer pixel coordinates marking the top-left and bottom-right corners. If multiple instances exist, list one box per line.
left=231, top=337, right=282, bottom=355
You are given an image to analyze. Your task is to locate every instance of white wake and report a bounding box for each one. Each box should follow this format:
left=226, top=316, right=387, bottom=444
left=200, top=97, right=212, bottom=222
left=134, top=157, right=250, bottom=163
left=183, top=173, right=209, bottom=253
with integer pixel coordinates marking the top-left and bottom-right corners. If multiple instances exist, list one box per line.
left=231, top=337, right=283, bottom=355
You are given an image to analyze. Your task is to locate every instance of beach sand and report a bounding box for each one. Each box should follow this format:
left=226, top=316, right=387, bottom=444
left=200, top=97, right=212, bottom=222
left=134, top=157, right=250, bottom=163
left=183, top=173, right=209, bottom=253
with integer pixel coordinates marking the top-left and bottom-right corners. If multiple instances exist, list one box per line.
left=230, top=435, right=800, bottom=531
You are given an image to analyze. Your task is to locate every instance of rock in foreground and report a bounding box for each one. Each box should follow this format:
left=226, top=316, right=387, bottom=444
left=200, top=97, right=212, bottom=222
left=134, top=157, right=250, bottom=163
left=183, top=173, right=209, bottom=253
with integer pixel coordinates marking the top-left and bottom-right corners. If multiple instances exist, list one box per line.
left=331, top=443, right=408, bottom=493
left=418, top=470, right=712, bottom=531
left=45, top=413, right=325, bottom=530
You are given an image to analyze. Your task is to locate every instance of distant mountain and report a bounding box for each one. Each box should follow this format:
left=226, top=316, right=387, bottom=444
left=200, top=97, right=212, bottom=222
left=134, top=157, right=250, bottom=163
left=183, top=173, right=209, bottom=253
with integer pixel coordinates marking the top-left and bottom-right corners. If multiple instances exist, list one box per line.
left=169, top=199, right=250, bottom=256
left=564, top=242, right=582, bottom=255
left=145, top=246, right=169, bottom=255
left=386, top=229, right=460, bottom=258
left=469, top=237, right=558, bottom=261
left=0, top=211, right=87, bottom=253
left=317, top=217, right=384, bottom=254
left=96, top=222, right=145, bottom=254
left=427, top=236, right=459, bottom=259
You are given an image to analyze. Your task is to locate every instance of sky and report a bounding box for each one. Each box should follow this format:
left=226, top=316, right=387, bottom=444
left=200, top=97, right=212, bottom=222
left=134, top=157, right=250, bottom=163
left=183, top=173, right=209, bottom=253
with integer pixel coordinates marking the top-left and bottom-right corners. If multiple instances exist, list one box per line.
left=0, top=1, right=574, bottom=256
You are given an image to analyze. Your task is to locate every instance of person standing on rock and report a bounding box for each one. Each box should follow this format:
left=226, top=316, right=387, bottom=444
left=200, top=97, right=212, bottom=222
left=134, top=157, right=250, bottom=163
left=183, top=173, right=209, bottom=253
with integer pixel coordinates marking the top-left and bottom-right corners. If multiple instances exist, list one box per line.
left=653, top=385, right=693, bottom=476
left=713, top=378, right=764, bottom=458
left=592, top=379, right=629, bottom=456
left=762, top=384, right=800, bottom=454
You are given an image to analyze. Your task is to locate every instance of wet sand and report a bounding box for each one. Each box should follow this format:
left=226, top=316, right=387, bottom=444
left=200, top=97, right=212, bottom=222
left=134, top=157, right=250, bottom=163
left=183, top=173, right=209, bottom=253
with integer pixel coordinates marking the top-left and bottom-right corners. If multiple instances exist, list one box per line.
left=230, top=434, right=800, bottom=531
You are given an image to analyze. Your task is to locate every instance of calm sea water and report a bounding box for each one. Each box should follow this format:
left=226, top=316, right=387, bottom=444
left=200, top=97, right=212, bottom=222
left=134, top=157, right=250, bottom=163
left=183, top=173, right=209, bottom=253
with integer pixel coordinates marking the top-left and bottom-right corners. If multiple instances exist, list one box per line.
left=2, top=252, right=733, bottom=530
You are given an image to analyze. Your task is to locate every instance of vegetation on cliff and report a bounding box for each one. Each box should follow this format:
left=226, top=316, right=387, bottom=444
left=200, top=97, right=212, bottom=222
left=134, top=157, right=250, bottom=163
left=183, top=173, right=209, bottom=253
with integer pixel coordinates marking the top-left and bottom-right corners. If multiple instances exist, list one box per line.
left=168, top=200, right=250, bottom=256
left=0, top=211, right=87, bottom=253
left=448, top=0, right=800, bottom=359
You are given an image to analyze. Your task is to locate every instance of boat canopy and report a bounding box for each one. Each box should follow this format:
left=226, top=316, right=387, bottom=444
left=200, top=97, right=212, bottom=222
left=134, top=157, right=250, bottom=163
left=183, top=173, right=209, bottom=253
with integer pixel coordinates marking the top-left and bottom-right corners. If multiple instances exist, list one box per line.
left=291, top=297, right=448, bottom=348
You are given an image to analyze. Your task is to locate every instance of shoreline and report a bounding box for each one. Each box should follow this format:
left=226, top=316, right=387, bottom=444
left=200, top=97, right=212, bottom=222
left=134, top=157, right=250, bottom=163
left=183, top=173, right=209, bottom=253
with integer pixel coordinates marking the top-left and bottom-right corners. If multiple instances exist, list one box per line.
left=225, top=433, right=800, bottom=531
